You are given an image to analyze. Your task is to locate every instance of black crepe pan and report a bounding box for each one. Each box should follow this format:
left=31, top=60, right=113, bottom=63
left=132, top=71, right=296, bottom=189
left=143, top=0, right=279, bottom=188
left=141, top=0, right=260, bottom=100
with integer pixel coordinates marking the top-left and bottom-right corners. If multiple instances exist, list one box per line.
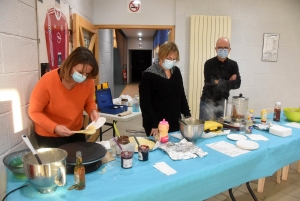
left=59, top=142, right=107, bottom=174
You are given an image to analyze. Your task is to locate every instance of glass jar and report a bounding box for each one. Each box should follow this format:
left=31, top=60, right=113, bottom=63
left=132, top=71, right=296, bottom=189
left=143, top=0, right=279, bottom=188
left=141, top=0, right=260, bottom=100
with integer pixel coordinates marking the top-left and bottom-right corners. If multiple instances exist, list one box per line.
left=116, top=136, right=130, bottom=156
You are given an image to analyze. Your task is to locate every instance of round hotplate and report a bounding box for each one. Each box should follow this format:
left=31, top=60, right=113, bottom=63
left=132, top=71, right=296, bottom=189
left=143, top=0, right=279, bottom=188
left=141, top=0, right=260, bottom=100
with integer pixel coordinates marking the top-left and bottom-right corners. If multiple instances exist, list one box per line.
left=59, top=142, right=107, bottom=165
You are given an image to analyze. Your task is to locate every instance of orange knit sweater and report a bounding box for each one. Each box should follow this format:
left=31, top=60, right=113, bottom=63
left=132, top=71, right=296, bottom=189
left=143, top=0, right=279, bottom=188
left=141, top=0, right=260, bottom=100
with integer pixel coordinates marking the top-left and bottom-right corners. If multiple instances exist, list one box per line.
left=28, top=69, right=96, bottom=137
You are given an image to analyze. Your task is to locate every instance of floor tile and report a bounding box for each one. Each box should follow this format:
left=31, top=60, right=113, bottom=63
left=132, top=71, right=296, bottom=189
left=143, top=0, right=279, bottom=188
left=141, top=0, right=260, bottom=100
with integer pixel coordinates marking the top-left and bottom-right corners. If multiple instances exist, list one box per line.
left=224, top=189, right=263, bottom=201
left=264, top=190, right=300, bottom=201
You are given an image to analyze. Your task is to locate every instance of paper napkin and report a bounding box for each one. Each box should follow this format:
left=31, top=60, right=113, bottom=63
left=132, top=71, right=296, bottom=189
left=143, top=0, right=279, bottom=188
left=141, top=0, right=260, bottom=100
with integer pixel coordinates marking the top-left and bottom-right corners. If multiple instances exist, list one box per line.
left=96, top=141, right=111, bottom=149
left=153, top=162, right=177, bottom=176
left=245, top=134, right=269, bottom=141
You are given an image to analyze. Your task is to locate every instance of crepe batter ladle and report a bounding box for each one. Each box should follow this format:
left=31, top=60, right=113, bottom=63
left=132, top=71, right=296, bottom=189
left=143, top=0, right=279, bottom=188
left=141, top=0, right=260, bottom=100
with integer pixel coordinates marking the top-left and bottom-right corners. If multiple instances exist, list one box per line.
left=22, top=134, right=42, bottom=165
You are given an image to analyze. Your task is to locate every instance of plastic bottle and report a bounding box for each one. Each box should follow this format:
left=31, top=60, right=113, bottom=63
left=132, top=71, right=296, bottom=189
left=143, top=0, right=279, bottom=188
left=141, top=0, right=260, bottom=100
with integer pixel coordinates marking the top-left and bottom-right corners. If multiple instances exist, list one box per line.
left=249, top=109, right=254, bottom=121
left=132, top=95, right=140, bottom=112
left=273, top=102, right=281, bottom=122
left=245, top=116, right=253, bottom=134
left=261, top=109, right=267, bottom=123
left=158, top=119, right=169, bottom=143
left=74, top=151, right=85, bottom=190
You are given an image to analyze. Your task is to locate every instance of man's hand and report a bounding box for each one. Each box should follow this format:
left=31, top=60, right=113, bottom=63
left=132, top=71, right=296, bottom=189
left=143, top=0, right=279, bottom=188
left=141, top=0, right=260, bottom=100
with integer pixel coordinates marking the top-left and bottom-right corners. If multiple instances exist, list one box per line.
left=229, top=74, right=237, bottom=81
left=214, top=79, right=219, bottom=84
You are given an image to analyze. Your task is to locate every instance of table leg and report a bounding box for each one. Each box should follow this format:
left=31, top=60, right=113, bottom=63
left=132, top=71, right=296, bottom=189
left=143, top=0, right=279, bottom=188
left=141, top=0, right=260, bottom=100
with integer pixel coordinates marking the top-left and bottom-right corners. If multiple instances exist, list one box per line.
left=277, top=169, right=281, bottom=184
left=282, top=165, right=289, bottom=180
left=100, top=127, right=103, bottom=141
left=246, top=182, right=258, bottom=201
left=228, top=188, right=236, bottom=201
left=257, top=178, right=265, bottom=193
left=113, top=120, right=116, bottom=138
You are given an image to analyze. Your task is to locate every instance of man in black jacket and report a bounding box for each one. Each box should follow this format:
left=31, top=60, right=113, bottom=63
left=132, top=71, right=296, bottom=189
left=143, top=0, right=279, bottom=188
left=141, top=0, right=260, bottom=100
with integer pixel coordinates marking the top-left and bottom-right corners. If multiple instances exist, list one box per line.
left=200, top=37, right=241, bottom=121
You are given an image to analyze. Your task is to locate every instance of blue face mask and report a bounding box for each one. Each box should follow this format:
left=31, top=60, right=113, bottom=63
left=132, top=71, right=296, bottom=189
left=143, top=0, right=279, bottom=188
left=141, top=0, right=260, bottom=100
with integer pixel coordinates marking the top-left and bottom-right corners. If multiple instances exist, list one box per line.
left=162, top=59, right=175, bottom=70
left=217, top=49, right=229, bottom=59
left=72, top=69, right=87, bottom=83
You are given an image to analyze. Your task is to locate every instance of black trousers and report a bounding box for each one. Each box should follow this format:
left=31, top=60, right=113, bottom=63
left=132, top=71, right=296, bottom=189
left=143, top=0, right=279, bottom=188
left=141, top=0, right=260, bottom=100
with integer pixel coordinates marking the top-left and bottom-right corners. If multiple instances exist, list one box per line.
left=35, top=132, right=86, bottom=148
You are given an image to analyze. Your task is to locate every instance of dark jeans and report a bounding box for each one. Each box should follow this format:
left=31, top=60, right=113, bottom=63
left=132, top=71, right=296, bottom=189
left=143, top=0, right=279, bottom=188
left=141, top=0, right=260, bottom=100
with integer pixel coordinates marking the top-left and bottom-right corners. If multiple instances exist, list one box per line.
left=35, top=132, right=86, bottom=148
left=199, top=99, right=225, bottom=121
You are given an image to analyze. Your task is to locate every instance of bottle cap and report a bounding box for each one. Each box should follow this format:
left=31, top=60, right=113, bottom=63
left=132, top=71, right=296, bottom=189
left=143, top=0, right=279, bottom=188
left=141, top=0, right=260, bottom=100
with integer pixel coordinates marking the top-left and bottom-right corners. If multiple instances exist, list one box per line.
left=76, top=151, right=82, bottom=157
left=159, top=119, right=169, bottom=125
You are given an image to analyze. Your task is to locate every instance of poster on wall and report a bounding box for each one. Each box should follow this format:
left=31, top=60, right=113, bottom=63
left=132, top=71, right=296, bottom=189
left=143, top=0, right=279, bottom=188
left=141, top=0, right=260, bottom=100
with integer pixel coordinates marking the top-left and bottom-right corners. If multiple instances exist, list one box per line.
left=262, top=33, right=279, bottom=62
left=37, top=0, right=70, bottom=76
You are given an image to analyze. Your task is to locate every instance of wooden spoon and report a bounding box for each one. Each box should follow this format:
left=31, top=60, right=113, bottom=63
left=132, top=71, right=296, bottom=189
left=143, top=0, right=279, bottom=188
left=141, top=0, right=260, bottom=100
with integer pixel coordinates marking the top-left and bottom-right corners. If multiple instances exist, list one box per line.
left=72, top=126, right=96, bottom=135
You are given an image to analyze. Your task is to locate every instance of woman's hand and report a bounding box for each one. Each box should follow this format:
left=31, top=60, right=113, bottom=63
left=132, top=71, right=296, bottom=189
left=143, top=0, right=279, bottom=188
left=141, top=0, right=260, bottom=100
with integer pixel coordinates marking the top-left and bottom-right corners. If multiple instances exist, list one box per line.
left=54, top=125, right=73, bottom=137
left=90, top=109, right=100, bottom=122
left=150, top=128, right=159, bottom=136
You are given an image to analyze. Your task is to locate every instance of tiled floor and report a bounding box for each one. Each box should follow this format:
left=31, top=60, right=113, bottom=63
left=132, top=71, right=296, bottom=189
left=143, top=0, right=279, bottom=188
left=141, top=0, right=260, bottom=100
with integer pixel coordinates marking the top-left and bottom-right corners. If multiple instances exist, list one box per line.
left=103, top=84, right=300, bottom=201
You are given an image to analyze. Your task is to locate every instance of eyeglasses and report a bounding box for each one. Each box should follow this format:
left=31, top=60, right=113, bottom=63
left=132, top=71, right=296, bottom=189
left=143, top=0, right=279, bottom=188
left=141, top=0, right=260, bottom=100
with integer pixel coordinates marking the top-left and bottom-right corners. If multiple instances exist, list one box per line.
left=216, top=47, right=230, bottom=50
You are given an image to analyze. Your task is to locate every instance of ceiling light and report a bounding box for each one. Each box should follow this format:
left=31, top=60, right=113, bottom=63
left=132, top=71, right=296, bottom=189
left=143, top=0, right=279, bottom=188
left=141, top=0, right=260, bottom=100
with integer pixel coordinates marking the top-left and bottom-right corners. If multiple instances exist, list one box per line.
left=138, top=33, right=142, bottom=36
left=139, top=38, right=142, bottom=41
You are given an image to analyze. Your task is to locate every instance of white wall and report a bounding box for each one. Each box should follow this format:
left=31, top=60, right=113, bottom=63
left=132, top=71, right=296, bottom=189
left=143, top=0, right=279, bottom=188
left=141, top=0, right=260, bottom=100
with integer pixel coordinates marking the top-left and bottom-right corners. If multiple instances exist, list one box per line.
left=92, top=0, right=300, bottom=115
left=0, top=0, right=94, bottom=199
left=175, top=0, right=300, bottom=115
left=93, top=0, right=175, bottom=25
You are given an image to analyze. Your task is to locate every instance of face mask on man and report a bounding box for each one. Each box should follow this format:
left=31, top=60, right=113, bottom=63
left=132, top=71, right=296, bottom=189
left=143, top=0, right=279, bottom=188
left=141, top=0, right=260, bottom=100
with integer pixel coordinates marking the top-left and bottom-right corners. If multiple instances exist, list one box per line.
left=162, top=59, right=175, bottom=70
left=217, top=49, right=229, bottom=59
left=72, top=69, right=87, bottom=83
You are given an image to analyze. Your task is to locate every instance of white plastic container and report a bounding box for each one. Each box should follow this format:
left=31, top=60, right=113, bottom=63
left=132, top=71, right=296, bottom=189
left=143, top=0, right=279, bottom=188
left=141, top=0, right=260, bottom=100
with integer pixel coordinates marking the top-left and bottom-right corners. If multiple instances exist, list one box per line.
left=269, top=125, right=292, bottom=137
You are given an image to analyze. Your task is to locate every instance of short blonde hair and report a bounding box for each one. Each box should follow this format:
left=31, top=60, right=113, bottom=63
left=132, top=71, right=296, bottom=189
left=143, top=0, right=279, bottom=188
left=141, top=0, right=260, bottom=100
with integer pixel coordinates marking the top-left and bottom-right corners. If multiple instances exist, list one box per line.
left=59, top=47, right=99, bottom=82
left=158, top=41, right=180, bottom=61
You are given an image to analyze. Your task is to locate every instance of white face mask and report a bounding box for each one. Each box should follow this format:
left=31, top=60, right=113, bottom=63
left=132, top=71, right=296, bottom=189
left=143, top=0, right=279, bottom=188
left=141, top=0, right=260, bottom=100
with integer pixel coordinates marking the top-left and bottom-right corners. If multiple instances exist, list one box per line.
left=217, top=49, right=229, bottom=59
left=162, top=59, right=175, bottom=70
left=72, top=69, right=87, bottom=83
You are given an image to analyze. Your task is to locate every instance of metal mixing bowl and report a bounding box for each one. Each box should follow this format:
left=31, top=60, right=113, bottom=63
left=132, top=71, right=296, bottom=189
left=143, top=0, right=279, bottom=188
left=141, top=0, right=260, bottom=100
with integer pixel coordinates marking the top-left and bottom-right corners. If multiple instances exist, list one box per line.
left=23, top=148, right=67, bottom=194
left=179, top=119, right=205, bottom=141
left=3, top=149, right=31, bottom=178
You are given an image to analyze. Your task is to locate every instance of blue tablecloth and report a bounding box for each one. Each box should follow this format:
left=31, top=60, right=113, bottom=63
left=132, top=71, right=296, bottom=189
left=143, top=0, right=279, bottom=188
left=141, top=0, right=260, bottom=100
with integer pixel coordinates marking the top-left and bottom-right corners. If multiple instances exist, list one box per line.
left=6, top=117, right=300, bottom=201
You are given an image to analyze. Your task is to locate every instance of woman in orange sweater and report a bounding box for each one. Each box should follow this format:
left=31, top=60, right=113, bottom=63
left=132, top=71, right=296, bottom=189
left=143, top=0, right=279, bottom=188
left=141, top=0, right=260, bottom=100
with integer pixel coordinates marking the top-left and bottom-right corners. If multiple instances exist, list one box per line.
left=29, top=47, right=99, bottom=148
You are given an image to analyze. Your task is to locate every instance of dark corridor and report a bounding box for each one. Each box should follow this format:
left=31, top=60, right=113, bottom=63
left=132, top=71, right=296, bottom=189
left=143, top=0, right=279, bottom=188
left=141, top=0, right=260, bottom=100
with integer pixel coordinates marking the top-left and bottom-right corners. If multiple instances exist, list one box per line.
left=131, top=50, right=152, bottom=83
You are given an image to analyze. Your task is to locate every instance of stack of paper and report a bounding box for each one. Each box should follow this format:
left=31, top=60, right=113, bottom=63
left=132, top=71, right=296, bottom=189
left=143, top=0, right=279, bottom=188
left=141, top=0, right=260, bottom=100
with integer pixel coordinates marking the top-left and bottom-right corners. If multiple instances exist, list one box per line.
left=153, top=162, right=177, bottom=176
left=285, top=122, right=300, bottom=129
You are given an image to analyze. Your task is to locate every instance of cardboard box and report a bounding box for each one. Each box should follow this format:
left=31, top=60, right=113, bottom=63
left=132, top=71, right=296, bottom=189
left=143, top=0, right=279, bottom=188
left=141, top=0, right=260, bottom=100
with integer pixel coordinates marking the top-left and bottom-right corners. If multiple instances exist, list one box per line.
left=96, top=88, right=128, bottom=114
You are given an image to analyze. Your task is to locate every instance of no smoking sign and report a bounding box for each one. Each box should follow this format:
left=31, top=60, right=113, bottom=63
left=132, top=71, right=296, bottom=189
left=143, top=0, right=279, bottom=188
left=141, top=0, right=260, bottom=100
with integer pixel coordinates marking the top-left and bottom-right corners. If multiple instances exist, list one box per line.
left=127, top=0, right=141, bottom=13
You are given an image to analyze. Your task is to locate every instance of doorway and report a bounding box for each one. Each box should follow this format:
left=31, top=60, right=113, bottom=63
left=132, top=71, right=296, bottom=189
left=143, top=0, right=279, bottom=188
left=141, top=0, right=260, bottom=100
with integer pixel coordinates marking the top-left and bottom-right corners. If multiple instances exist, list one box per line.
left=130, top=50, right=152, bottom=83
left=96, top=25, right=175, bottom=97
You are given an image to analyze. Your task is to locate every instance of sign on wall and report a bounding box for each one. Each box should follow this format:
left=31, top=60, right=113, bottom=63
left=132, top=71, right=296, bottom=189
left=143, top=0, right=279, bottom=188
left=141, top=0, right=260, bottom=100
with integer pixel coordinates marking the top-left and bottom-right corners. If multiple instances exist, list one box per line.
left=262, top=33, right=280, bottom=62
left=37, top=0, right=70, bottom=76
left=127, top=0, right=141, bottom=13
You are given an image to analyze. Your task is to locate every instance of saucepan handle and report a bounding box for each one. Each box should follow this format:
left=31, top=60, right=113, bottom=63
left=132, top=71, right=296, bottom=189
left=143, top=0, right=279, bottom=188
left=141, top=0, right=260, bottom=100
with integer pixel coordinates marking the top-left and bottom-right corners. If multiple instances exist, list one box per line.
left=55, top=163, right=66, bottom=186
